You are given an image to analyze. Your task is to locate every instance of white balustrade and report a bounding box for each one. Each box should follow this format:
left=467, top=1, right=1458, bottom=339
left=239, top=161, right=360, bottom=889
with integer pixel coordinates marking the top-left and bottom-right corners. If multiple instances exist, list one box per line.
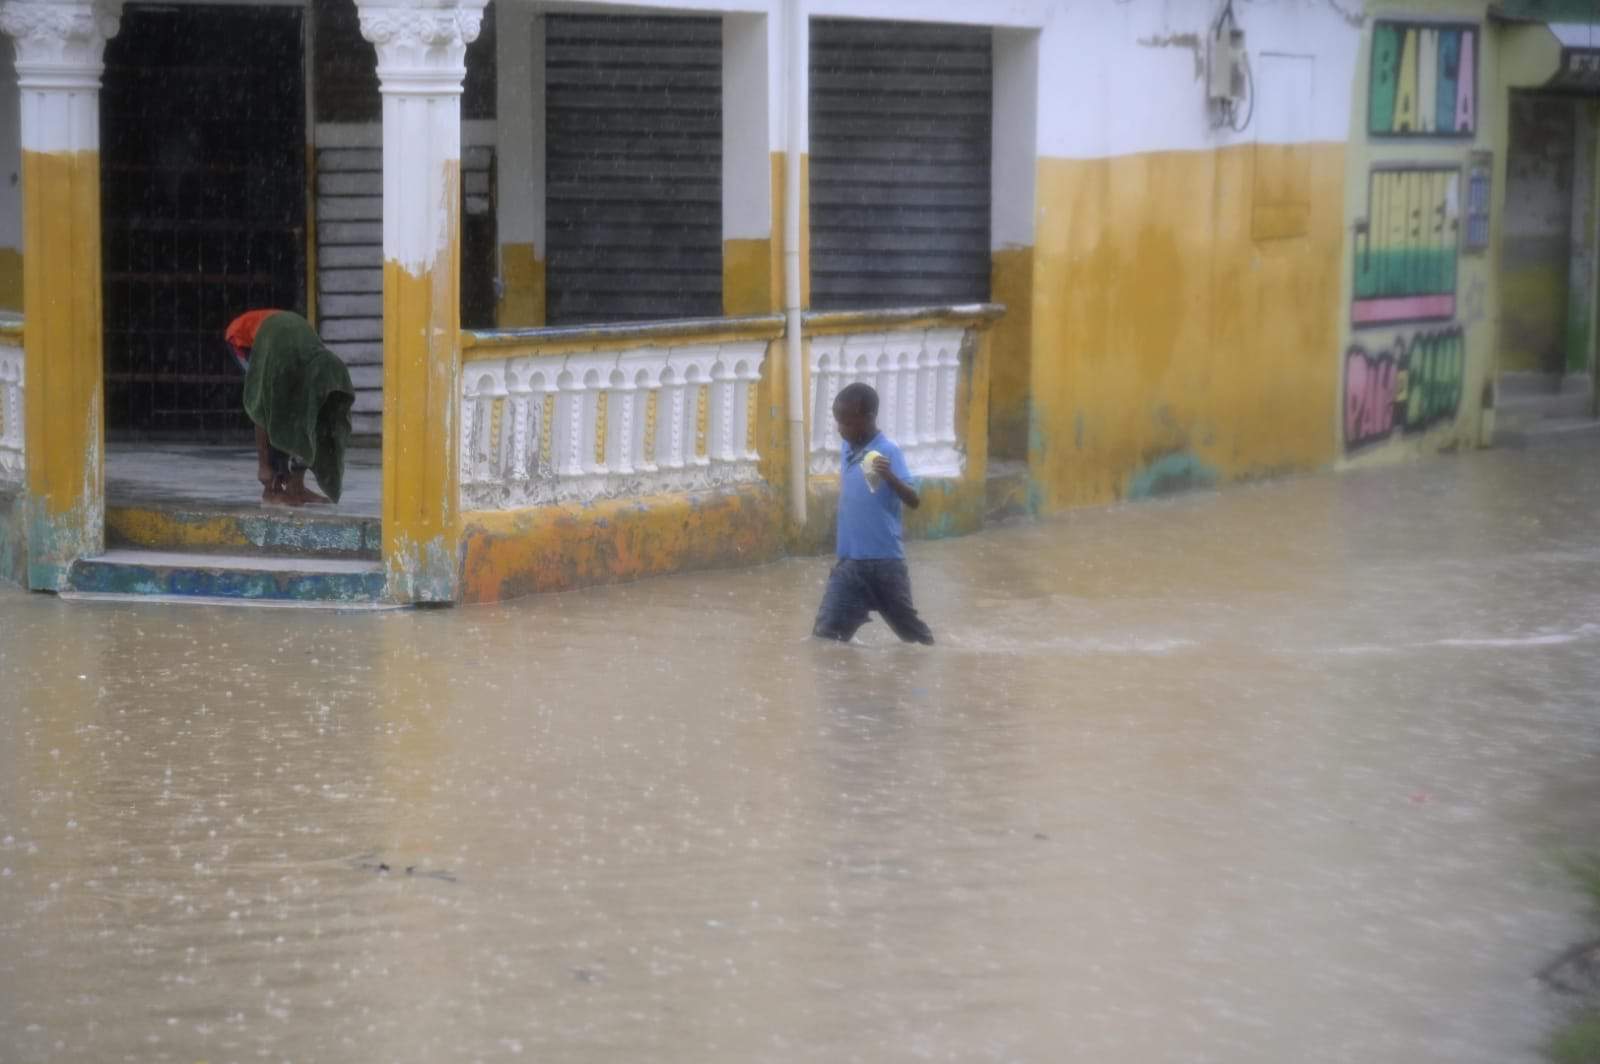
left=460, top=340, right=767, bottom=510
left=0, top=338, right=22, bottom=485
left=808, top=327, right=964, bottom=478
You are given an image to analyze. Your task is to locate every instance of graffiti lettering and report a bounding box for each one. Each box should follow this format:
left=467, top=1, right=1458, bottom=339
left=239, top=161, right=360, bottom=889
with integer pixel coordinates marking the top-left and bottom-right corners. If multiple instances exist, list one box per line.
left=1344, top=326, right=1465, bottom=453
left=1345, top=347, right=1399, bottom=449
left=1352, top=167, right=1460, bottom=326
left=1369, top=22, right=1477, bottom=137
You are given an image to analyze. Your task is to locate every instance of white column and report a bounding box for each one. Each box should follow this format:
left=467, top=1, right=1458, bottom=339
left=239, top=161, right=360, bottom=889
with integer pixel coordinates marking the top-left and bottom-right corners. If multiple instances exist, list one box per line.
left=0, top=0, right=120, bottom=590
left=2, top=0, right=117, bottom=151
left=358, top=0, right=485, bottom=603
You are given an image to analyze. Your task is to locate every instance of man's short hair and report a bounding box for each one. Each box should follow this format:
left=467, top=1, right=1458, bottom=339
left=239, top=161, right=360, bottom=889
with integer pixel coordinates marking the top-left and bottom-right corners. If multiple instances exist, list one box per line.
left=834, top=382, right=879, bottom=417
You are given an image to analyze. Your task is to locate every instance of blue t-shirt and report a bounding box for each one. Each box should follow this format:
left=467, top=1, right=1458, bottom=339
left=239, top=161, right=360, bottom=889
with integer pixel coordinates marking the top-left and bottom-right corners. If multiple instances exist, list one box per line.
left=836, top=432, right=914, bottom=560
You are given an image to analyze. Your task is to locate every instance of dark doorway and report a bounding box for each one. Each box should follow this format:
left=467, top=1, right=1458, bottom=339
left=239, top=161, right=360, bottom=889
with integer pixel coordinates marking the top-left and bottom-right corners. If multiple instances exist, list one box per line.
left=101, top=4, right=307, bottom=438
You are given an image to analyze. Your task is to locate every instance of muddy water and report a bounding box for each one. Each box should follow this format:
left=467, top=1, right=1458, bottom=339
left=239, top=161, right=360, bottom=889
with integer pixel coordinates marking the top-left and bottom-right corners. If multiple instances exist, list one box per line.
left=3, top=440, right=1599, bottom=1063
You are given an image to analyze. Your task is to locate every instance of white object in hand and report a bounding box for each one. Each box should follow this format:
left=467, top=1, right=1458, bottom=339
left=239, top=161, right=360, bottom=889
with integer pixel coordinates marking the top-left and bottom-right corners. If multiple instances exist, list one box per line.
left=861, top=449, right=885, bottom=492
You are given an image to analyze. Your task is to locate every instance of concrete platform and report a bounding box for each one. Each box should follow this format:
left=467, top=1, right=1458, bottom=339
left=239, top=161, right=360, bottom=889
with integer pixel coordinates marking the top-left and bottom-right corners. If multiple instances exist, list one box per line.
left=106, top=443, right=381, bottom=518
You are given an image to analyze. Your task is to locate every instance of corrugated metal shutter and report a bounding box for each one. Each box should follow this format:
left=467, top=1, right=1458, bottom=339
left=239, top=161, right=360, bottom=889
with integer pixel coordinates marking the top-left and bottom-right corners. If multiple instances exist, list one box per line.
left=314, top=124, right=495, bottom=437
left=810, top=20, right=992, bottom=310
left=544, top=14, right=722, bottom=324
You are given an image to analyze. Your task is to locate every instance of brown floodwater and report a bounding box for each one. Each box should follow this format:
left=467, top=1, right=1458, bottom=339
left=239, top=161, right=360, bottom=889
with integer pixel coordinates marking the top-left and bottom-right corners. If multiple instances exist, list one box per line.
left=3, top=438, right=1599, bottom=1062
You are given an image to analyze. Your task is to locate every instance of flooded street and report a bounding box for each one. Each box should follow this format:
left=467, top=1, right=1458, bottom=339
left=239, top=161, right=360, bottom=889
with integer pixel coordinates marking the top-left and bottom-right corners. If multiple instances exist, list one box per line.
left=3, top=440, right=1600, bottom=1063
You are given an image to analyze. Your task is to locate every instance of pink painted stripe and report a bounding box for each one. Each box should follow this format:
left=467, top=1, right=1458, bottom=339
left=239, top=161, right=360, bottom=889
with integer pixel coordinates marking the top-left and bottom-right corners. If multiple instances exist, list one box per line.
left=1352, top=294, right=1456, bottom=325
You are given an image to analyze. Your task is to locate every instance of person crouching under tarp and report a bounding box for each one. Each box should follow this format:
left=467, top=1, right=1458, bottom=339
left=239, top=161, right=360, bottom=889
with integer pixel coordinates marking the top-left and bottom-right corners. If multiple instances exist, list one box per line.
left=225, top=309, right=355, bottom=507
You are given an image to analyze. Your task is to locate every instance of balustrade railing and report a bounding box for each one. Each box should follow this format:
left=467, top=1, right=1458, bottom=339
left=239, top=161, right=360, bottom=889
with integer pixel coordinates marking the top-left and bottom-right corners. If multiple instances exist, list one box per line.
left=807, top=324, right=966, bottom=478
left=460, top=307, right=997, bottom=511
left=460, top=324, right=776, bottom=510
left=0, top=332, right=21, bottom=485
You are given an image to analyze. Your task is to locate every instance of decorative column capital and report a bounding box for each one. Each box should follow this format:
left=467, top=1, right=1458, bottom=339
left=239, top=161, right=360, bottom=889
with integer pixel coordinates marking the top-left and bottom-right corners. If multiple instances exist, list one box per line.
left=357, top=0, right=485, bottom=95
left=0, top=0, right=121, bottom=90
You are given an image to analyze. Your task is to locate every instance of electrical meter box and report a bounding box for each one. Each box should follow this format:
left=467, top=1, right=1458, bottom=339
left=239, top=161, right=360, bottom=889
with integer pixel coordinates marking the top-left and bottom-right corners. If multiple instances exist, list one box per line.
left=1209, top=25, right=1247, bottom=104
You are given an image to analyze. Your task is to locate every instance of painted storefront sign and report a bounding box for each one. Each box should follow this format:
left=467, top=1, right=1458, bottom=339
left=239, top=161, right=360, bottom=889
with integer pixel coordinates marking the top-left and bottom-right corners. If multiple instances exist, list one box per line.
left=1352, top=167, right=1461, bottom=326
left=1344, top=326, right=1465, bottom=452
left=1368, top=22, right=1477, bottom=138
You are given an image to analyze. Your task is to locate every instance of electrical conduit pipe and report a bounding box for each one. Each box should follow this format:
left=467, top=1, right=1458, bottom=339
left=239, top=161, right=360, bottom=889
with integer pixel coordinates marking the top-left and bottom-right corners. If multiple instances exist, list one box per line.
left=784, top=0, right=807, bottom=526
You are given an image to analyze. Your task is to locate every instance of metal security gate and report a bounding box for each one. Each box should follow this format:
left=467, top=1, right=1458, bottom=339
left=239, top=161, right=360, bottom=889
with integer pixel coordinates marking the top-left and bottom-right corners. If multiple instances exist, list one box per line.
left=101, top=4, right=307, bottom=437
left=810, top=20, right=992, bottom=310
left=544, top=14, right=722, bottom=324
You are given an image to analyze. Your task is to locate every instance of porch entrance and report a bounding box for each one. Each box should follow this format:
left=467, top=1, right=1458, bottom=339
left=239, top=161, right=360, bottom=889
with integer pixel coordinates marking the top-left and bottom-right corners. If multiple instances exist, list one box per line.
left=1498, top=91, right=1600, bottom=432
left=100, top=3, right=307, bottom=439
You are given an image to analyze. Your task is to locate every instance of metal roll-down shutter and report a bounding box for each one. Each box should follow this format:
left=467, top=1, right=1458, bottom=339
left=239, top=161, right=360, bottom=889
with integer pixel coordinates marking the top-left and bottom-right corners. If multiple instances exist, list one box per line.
left=544, top=14, right=723, bottom=324
left=810, top=19, right=993, bottom=310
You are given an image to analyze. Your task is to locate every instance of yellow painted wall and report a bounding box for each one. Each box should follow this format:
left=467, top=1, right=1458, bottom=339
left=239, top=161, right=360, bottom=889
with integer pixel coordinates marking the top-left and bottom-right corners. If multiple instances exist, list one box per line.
left=496, top=242, right=545, bottom=328
left=988, top=245, right=1033, bottom=461
left=1029, top=143, right=1345, bottom=513
left=0, top=247, right=22, bottom=313
left=724, top=237, right=775, bottom=316
left=459, top=484, right=786, bottom=602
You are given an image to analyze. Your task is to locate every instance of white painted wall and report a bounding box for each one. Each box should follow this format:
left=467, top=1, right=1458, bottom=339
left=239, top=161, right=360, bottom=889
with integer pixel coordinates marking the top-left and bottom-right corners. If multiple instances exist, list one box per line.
left=1036, top=0, right=1360, bottom=158
left=1253, top=51, right=1316, bottom=146
left=805, top=0, right=1046, bottom=29
left=992, top=27, right=1037, bottom=251
left=496, top=1, right=543, bottom=250
left=505, top=0, right=1357, bottom=200
left=723, top=11, right=770, bottom=240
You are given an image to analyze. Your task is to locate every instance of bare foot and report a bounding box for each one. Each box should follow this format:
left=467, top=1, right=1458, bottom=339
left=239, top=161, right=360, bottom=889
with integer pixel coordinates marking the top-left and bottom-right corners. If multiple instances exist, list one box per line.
left=261, top=486, right=302, bottom=508
left=283, top=483, right=332, bottom=506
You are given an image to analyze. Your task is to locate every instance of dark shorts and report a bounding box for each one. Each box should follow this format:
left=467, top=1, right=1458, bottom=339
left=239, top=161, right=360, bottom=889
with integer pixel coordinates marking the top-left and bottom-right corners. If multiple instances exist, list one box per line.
left=812, top=558, right=934, bottom=645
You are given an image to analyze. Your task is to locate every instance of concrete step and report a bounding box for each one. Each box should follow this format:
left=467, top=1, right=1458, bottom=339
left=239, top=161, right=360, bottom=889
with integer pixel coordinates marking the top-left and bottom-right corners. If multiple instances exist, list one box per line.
left=1492, top=416, right=1600, bottom=450
left=106, top=504, right=381, bottom=561
left=1497, top=388, right=1593, bottom=416
left=65, top=549, right=389, bottom=605
left=1496, top=373, right=1594, bottom=433
left=1498, top=371, right=1591, bottom=399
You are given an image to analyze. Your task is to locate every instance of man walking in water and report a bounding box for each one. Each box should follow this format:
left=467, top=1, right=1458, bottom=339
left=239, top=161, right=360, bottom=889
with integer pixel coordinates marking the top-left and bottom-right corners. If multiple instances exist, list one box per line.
left=225, top=309, right=355, bottom=507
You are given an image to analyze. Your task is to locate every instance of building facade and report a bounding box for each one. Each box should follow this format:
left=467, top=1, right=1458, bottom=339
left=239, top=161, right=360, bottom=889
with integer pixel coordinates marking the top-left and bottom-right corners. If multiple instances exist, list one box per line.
left=0, top=0, right=1591, bottom=604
